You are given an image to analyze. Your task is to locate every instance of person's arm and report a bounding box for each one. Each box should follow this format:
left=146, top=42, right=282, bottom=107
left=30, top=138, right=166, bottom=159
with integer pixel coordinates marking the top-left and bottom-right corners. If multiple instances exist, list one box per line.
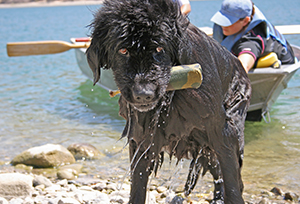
left=238, top=53, right=255, bottom=73
left=180, top=4, right=191, bottom=15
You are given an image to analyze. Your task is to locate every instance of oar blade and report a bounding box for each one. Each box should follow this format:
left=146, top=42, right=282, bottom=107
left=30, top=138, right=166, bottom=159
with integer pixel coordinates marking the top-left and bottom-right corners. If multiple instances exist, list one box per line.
left=7, top=41, right=82, bottom=57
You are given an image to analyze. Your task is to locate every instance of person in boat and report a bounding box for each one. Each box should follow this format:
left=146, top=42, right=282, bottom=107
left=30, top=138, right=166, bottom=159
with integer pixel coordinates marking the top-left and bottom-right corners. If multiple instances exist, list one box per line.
left=210, top=0, right=295, bottom=73
left=175, top=0, right=191, bottom=15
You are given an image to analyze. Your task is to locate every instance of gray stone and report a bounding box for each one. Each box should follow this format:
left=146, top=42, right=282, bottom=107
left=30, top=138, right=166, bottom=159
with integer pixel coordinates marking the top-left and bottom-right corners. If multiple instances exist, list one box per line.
left=57, top=168, right=76, bottom=180
left=67, top=143, right=102, bottom=160
left=284, top=192, right=299, bottom=202
left=57, top=198, right=81, bottom=204
left=58, top=163, right=83, bottom=175
left=33, top=175, right=53, bottom=187
left=169, top=195, right=186, bottom=204
left=0, top=197, right=8, bottom=204
left=0, top=173, right=33, bottom=200
left=11, top=144, right=75, bottom=168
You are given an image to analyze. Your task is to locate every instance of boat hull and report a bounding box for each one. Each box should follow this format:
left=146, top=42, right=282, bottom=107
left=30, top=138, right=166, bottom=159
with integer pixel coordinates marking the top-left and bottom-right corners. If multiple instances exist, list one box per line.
left=72, top=38, right=300, bottom=121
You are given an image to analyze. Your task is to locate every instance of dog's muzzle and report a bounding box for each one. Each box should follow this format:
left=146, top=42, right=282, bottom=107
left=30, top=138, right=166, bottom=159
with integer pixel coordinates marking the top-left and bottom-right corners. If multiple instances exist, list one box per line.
left=131, top=86, right=159, bottom=112
left=132, top=101, right=159, bottom=112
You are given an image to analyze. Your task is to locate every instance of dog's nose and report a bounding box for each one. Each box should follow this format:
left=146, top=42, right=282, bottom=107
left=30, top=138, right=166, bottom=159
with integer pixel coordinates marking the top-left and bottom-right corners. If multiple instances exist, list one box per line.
left=132, top=86, right=155, bottom=103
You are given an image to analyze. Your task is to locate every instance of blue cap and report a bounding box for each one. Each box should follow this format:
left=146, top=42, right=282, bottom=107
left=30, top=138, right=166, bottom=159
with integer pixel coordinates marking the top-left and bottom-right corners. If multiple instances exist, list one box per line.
left=210, top=0, right=252, bottom=27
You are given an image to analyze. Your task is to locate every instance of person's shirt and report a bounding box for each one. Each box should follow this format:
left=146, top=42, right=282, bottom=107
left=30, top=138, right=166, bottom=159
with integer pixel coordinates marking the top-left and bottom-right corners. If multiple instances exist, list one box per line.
left=177, top=0, right=190, bottom=7
left=230, top=22, right=295, bottom=66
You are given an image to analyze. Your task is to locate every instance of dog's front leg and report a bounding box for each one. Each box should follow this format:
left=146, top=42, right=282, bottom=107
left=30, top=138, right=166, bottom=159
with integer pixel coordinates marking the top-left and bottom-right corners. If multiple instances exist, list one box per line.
left=128, top=139, right=152, bottom=204
left=216, top=144, right=244, bottom=204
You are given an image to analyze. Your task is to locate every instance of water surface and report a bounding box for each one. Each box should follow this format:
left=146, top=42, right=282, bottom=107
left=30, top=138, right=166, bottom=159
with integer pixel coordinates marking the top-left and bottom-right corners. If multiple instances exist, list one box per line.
left=0, top=0, right=299, bottom=197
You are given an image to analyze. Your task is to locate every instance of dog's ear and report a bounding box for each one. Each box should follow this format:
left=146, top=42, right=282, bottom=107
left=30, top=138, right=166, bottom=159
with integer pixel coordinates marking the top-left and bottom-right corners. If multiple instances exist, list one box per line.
left=86, top=36, right=109, bottom=85
left=86, top=9, right=112, bottom=85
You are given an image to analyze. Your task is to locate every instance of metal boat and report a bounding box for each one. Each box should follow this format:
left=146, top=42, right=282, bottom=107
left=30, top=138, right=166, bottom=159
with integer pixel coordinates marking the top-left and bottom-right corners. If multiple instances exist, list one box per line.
left=71, top=38, right=300, bottom=122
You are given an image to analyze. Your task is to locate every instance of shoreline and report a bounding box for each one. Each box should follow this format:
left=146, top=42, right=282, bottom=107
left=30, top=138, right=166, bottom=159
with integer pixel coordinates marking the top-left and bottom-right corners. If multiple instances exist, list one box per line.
left=0, top=0, right=103, bottom=8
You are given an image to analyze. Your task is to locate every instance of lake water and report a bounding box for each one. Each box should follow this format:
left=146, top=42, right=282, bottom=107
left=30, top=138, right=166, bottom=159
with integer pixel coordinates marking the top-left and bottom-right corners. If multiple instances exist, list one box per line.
left=0, top=0, right=300, bottom=198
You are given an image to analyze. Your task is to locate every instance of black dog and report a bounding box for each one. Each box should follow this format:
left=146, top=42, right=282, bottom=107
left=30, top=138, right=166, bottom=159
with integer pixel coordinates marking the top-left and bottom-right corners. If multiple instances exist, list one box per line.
left=86, top=0, right=251, bottom=203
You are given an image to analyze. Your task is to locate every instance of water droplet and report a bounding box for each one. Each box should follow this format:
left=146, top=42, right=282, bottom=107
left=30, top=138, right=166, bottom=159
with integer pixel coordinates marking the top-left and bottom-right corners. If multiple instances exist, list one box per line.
left=140, top=172, right=142, bottom=175
left=91, top=89, right=94, bottom=92
left=157, top=124, right=160, bottom=127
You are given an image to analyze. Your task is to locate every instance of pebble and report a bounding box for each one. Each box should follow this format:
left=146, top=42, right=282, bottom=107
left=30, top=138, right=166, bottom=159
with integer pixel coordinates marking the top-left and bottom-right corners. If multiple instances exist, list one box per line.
left=0, top=171, right=298, bottom=204
left=2, top=143, right=299, bottom=204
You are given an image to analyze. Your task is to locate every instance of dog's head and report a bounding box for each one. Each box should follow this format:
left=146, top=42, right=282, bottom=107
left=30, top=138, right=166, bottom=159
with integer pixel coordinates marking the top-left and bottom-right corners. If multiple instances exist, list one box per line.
left=86, top=0, right=189, bottom=112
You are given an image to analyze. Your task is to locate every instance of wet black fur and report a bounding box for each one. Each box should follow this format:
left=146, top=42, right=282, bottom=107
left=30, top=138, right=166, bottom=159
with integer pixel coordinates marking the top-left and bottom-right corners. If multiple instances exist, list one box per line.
left=86, top=0, right=251, bottom=203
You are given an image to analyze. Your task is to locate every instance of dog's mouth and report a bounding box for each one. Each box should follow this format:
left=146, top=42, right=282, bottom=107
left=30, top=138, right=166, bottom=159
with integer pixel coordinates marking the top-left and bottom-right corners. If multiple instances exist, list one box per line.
left=132, top=101, right=159, bottom=112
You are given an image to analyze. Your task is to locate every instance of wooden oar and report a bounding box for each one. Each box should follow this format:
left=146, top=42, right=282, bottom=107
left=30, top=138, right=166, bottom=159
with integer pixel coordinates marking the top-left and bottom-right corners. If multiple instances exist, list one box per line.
left=7, top=40, right=90, bottom=57
left=6, top=25, right=300, bottom=57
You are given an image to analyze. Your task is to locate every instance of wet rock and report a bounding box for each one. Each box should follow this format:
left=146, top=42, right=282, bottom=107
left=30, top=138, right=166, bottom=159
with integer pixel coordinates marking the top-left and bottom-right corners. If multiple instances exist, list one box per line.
left=57, top=168, right=77, bottom=180
left=11, top=144, right=75, bottom=168
left=67, top=143, right=101, bottom=160
left=270, top=187, right=283, bottom=196
left=169, top=195, right=186, bottom=204
left=31, top=168, right=58, bottom=178
left=0, top=173, right=33, bottom=200
left=61, top=163, right=83, bottom=172
left=284, top=192, right=299, bottom=202
left=33, top=174, right=52, bottom=187
left=57, top=163, right=83, bottom=180
left=14, top=164, right=33, bottom=173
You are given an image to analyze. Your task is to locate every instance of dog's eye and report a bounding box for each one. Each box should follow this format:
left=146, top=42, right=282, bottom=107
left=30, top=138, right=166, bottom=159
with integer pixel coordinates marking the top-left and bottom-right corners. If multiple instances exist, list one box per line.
left=156, top=47, right=163, bottom=53
left=119, top=48, right=128, bottom=55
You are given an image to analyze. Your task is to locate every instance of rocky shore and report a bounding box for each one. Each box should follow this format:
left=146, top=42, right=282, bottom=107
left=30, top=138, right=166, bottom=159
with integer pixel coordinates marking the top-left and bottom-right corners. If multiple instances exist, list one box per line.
left=0, top=143, right=299, bottom=204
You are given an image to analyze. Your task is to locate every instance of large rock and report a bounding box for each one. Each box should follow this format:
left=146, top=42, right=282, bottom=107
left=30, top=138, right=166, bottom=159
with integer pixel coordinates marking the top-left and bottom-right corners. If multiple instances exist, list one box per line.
left=11, top=144, right=75, bottom=168
left=0, top=173, right=33, bottom=200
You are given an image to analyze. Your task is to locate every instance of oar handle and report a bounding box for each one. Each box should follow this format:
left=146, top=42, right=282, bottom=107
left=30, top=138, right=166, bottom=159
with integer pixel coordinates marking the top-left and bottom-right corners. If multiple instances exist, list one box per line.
left=7, top=40, right=90, bottom=57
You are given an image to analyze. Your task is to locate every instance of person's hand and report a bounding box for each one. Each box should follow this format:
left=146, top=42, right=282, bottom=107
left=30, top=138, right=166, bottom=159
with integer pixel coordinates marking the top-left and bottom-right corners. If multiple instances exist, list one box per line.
left=180, top=4, right=191, bottom=15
